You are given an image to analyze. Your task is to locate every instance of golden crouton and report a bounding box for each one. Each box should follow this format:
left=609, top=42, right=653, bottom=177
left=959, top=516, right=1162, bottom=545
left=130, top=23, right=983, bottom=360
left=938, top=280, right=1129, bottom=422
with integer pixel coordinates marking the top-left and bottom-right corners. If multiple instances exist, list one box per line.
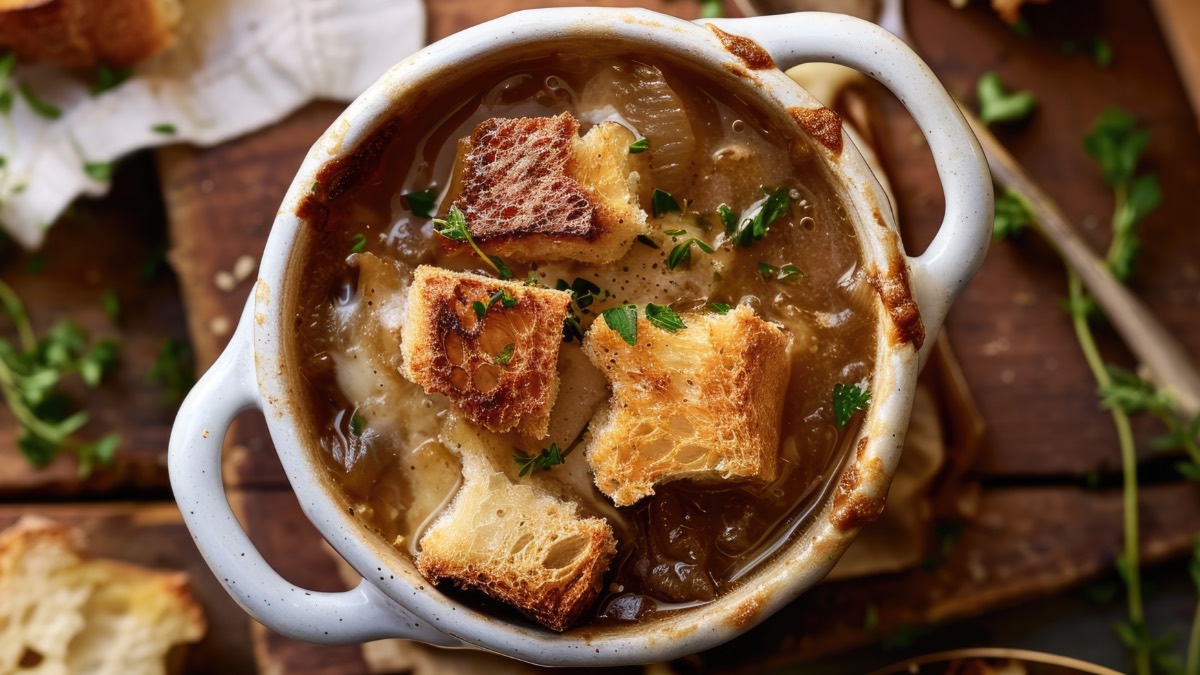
left=582, top=305, right=793, bottom=506
left=417, top=420, right=617, bottom=632
left=400, top=265, right=570, bottom=438
left=442, top=112, right=646, bottom=265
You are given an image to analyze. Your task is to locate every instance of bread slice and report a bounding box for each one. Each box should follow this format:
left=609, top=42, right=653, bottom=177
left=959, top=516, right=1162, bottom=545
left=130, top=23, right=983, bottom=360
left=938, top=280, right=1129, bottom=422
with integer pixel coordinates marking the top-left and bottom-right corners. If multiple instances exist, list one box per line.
left=416, top=420, right=617, bottom=632
left=582, top=305, right=794, bottom=507
left=0, top=516, right=205, bottom=675
left=442, top=112, right=646, bottom=265
left=400, top=265, right=571, bottom=438
left=0, top=0, right=182, bottom=67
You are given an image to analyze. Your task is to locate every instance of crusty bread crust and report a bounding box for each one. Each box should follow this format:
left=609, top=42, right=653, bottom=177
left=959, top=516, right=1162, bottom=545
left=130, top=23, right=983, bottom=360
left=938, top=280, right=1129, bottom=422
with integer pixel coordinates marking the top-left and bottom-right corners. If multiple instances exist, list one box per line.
left=443, top=113, right=646, bottom=265
left=0, top=0, right=181, bottom=67
left=582, top=305, right=794, bottom=506
left=400, top=265, right=571, bottom=438
left=416, top=421, right=617, bottom=632
left=0, top=516, right=205, bottom=675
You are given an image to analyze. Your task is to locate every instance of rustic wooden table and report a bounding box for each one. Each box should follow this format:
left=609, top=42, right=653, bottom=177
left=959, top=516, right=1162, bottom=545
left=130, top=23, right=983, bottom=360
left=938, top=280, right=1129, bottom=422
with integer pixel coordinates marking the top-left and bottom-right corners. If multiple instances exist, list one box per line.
left=2, top=0, right=1198, bottom=672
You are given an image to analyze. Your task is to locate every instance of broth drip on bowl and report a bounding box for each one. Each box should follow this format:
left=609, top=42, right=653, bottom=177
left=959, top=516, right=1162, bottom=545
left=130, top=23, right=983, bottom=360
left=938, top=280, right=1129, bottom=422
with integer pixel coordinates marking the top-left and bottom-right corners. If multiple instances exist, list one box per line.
left=291, top=52, right=878, bottom=626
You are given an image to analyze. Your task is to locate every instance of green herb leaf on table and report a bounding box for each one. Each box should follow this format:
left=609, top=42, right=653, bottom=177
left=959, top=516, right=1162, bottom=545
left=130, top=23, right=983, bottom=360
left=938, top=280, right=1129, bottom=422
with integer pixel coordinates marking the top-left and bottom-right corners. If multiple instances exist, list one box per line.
left=513, top=442, right=564, bottom=477
left=651, top=188, right=681, bottom=218
left=1091, top=36, right=1114, bottom=67
left=602, top=304, right=638, bottom=346
left=83, top=162, right=114, bottom=182
left=93, top=66, right=132, bottom=95
left=976, top=71, right=1036, bottom=126
left=151, top=123, right=177, bottom=135
left=404, top=188, right=438, bottom=218
left=645, top=303, right=686, bottom=333
left=1084, top=107, right=1150, bottom=187
left=832, top=382, right=871, bottom=428
left=0, top=52, right=16, bottom=116
left=700, top=0, right=724, bottom=19
left=147, top=338, right=195, bottom=403
left=734, top=187, right=791, bottom=247
left=349, top=233, right=367, bottom=254
left=101, top=289, right=120, bottom=325
left=628, top=138, right=649, bottom=154
left=993, top=188, right=1032, bottom=240
left=18, top=82, right=61, bottom=119
left=494, top=343, right=515, bottom=366
left=708, top=303, right=731, bottom=315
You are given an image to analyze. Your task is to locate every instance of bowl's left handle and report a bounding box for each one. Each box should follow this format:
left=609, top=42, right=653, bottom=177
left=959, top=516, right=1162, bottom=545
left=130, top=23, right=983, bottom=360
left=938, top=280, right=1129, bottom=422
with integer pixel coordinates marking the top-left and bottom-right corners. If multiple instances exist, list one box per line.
left=168, top=304, right=454, bottom=646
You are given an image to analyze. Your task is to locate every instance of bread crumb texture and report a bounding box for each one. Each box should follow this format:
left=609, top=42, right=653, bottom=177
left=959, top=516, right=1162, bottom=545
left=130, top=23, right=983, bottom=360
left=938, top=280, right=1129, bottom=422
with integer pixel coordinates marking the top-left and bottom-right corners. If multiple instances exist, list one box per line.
left=416, top=421, right=617, bottom=632
left=401, top=265, right=571, bottom=438
left=0, top=0, right=183, bottom=67
left=0, top=515, right=205, bottom=675
left=583, top=305, right=793, bottom=507
left=443, top=112, right=647, bottom=265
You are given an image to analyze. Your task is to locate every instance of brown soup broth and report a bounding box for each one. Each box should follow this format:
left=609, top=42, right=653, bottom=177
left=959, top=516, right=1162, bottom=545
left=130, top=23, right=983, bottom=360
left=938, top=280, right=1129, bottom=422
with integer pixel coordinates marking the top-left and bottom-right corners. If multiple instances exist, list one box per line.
left=292, top=51, right=878, bottom=625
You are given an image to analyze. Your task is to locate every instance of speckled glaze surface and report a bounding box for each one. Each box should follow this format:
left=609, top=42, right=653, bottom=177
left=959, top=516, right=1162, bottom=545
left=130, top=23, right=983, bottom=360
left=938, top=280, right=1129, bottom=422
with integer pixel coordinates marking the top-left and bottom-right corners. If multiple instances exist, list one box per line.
left=169, top=8, right=991, bottom=666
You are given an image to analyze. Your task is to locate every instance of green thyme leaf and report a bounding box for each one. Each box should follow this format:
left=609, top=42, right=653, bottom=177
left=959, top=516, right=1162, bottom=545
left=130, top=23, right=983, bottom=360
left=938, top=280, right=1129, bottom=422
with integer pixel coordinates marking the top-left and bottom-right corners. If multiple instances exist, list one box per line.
left=495, top=343, right=515, bottom=366
left=701, top=0, right=725, bottom=18
left=1098, top=365, right=1174, bottom=416
left=651, top=188, right=681, bottom=218
left=562, top=313, right=585, bottom=343
left=734, top=187, right=791, bottom=247
left=663, top=228, right=687, bottom=236
left=758, top=261, right=778, bottom=280
left=93, top=66, right=132, bottom=95
left=83, top=162, right=114, bottom=182
left=1083, top=107, right=1149, bottom=187
left=349, top=233, right=367, bottom=254
left=994, top=188, right=1032, bottom=240
left=433, top=206, right=511, bottom=278
left=667, top=238, right=713, bottom=270
left=779, top=264, right=806, bottom=284
left=602, top=304, right=638, bottom=346
left=472, top=301, right=487, bottom=321
left=404, top=188, right=438, bottom=218
left=513, top=442, right=565, bottom=477
left=147, top=338, right=195, bottom=403
left=717, top=203, right=737, bottom=235
left=350, top=412, right=366, bottom=436
left=524, top=270, right=542, bottom=286
left=833, top=382, right=871, bottom=427
left=151, top=123, right=177, bottom=135
left=645, top=303, right=686, bottom=332
left=18, top=82, right=61, bottom=119
left=708, top=303, right=731, bottom=315
left=976, top=72, right=1036, bottom=126
left=628, top=138, right=650, bottom=154
left=636, top=234, right=659, bottom=249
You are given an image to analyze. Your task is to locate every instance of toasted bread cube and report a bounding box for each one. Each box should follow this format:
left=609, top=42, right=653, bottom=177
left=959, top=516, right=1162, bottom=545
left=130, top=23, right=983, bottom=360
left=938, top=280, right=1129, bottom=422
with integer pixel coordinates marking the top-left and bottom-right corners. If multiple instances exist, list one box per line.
left=582, top=305, right=793, bottom=507
left=442, top=112, right=646, bottom=265
left=400, top=266, right=570, bottom=438
left=417, top=421, right=617, bottom=632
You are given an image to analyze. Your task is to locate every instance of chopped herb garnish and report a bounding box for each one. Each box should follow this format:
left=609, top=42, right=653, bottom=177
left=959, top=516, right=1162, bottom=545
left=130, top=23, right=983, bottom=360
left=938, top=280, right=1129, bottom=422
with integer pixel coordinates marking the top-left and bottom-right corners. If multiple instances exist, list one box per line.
left=513, top=442, right=564, bottom=477
left=101, top=289, right=120, bottom=325
left=651, top=188, right=681, bottom=217
left=0, top=52, right=16, bottom=116
left=994, top=188, right=1032, bottom=240
left=701, top=0, right=724, bottom=18
left=832, top=382, right=871, bottom=427
left=433, top=205, right=512, bottom=279
left=151, top=123, right=177, bottom=135
left=472, top=301, right=487, bottom=321
left=667, top=238, right=714, bottom=270
left=1091, top=36, right=1113, bottom=67
left=474, top=288, right=517, bottom=322
left=494, top=343, right=515, bottom=366
left=148, top=338, right=195, bottom=403
left=734, top=187, right=791, bottom=247
left=645, top=303, right=686, bottom=332
left=758, top=261, right=806, bottom=284
left=636, top=234, right=660, bottom=249
left=83, top=162, right=114, bottom=182
left=0, top=156, right=6, bottom=169
left=524, top=270, right=542, bottom=286
left=663, top=228, right=687, bottom=236
left=404, top=188, right=438, bottom=218
left=758, top=261, right=778, bottom=280
left=602, top=304, right=638, bottom=346
left=562, top=313, right=584, bottom=343
left=628, top=138, right=650, bottom=154
left=564, top=278, right=606, bottom=309
left=349, top=233, right=367, bottom=254
left=976, top=71, right=1036, bottom=126
left=93, top=66, right=132, bottom=95
left=708, top=302, right=731, bottom=315
left=349, top=412, right=366, bottom=436
left=717, top=203, right=737, bottom=235
left=18, top=82, right=61, bottom=120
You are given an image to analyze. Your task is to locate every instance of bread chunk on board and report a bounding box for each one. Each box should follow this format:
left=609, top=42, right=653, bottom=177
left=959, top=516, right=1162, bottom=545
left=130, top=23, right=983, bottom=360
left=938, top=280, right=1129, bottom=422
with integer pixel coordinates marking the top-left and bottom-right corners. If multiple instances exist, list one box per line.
left=416, top=420, right=617, bottom=632
left=400, top=265, right=571, bottom=438
left=443, top=112, right=647, bottom=265
left=0, top=516, right=205, bottom=675
left=582, top=304, right=794, bottom=507
left=0, top=0, right=182, bottom=67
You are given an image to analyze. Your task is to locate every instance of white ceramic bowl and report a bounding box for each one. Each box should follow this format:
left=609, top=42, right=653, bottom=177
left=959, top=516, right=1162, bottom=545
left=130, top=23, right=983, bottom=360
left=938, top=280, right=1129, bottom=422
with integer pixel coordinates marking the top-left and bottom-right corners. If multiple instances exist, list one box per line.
left=169, top=7, right=991, bottom=666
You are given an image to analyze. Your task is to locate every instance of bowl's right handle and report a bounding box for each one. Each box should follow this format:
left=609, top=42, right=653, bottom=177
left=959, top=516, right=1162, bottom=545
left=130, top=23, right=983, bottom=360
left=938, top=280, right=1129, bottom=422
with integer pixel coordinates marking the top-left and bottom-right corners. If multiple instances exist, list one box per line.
left=705, top=12, right=993, bottom=352
left=168, top=301, right=455, bottom=646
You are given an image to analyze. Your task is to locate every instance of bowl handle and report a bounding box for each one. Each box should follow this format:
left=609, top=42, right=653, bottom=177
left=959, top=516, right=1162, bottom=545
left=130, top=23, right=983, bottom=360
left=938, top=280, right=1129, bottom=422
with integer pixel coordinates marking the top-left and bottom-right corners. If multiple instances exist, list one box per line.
left=168, top=301, right=455, bottom=646
left=704, top=12, right=993, bottom=354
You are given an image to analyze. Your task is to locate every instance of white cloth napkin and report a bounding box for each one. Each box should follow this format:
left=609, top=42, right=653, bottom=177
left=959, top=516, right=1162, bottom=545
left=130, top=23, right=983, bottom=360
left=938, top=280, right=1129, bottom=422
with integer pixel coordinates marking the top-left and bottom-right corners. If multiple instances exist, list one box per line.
left=0, top=0, right=425, bottom=249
